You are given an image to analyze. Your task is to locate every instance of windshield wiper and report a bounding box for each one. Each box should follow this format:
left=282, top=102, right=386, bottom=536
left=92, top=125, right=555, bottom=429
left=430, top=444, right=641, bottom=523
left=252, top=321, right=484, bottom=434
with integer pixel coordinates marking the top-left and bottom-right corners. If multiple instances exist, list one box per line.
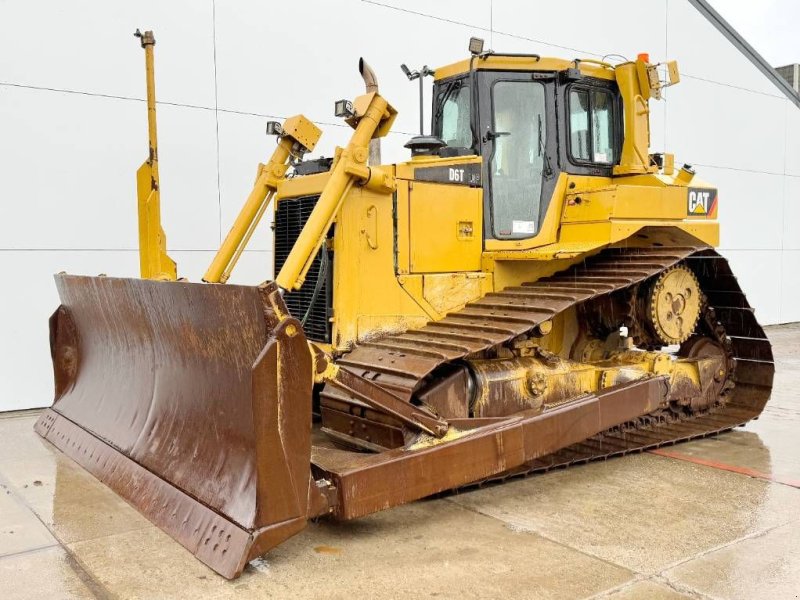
left=435, top=79, right=463, bottom=120
left=538, top=113, right=554, bottom=179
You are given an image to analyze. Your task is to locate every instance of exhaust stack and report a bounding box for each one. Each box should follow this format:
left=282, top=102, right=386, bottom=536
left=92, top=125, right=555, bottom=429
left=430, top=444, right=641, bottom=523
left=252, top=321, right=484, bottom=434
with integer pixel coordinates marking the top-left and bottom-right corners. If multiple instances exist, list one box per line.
left=359, top=57, right=381, bottom=165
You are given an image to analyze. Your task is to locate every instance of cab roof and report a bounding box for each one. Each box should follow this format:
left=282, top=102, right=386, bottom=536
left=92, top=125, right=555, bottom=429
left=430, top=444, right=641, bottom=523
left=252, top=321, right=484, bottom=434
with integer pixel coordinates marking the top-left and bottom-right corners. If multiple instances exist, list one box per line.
left=434, top=55, right=618, bottom=82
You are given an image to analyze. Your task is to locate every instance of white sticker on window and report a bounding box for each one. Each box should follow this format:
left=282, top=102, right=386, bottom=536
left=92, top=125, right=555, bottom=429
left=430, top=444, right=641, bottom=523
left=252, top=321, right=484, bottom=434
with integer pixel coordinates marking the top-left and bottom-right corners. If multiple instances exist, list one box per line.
left=512, top=220, right=537, bottom=234
left=594, top=152, right=608, bottom=163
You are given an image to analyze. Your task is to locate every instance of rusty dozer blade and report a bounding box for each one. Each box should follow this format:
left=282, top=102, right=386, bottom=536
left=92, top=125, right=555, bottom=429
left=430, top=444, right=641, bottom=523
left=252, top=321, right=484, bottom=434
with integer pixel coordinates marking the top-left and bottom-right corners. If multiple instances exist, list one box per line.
left=35, top=274, right=315, bottom=579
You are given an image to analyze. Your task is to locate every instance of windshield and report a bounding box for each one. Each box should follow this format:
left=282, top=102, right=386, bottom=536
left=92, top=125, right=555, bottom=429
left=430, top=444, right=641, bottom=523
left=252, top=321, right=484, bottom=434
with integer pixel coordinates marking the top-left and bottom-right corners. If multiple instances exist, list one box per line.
left=489, top=80, right=547, bottom=239
left=434, top=79, right=472, bottom=149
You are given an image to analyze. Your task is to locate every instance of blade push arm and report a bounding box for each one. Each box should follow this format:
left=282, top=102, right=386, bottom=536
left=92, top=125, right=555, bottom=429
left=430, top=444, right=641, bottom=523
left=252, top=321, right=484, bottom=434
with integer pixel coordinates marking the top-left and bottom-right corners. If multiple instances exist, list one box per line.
left=309, top=344, right=449, bottom=438
left=203, top=116, right=322, bottom=283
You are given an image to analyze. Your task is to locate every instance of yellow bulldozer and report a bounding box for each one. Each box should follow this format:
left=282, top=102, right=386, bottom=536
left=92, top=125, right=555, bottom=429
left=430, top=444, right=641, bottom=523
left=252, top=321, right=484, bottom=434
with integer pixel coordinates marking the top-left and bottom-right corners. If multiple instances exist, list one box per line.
left=36, top=32, right=774, bottom=579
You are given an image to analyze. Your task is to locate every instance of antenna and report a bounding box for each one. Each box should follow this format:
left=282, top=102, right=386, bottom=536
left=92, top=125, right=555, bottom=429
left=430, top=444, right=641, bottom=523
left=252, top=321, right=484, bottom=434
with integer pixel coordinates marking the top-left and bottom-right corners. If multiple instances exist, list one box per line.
left=400, top=63, right=435, bottom=135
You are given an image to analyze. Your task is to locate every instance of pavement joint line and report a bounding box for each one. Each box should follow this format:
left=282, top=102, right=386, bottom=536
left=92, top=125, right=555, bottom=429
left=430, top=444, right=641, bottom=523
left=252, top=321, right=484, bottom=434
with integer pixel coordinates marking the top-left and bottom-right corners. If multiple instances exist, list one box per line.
left=586, top=573, right=713, bottom=600
left=650, top=574, right=717, bottom=600
left=62, top=545, right=117, bottom=600
left=1, top=439, right=155, bottom=546
left=648, top=447, right=800, bottom=489
left=654, top=520, right=796, bottom=577
left=443, top=495, right=642, bottom=576
left=0, top=542, right=62, bottom=562
left=0, top=468, right=62, bottom=561
left=582, top=574, right=648, bottom=600
left=0, top=449, right=117, bottom=600
left=19, top=511, right=117, bottom=600
left=446, top=453, right=800, bottom=589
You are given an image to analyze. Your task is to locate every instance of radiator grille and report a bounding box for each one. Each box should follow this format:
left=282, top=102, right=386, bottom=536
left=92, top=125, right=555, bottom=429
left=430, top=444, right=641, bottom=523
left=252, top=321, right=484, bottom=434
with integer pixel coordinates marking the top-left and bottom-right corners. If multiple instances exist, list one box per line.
left=274, top=194, right=332, bottom=343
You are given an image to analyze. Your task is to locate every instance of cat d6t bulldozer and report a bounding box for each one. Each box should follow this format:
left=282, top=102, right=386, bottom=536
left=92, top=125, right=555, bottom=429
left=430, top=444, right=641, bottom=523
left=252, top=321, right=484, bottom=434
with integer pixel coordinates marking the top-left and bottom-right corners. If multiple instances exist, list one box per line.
left=36, top=33, right=774, bottom=579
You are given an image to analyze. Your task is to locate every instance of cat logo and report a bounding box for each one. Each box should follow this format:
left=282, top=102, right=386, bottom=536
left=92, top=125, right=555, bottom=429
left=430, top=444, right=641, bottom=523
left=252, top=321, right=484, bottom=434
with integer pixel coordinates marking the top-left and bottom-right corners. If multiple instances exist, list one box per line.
left=687, top=187, right=718, bottom=217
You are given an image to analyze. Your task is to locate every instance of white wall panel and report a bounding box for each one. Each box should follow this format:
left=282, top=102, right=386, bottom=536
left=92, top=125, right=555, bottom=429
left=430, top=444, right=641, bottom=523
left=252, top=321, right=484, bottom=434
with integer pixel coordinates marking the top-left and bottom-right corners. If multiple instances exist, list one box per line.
left=649, top=100, right=667, bottom=155
left=783, top=176, right=800, bottom=251
left=0, top=86, right=142, bottom=250
left=0, top=86, right=219, bottom=252
left=695, top=166, right=785, bottom=251
left=666, top=0, right=785, bottom=98
left=1, top=0, right=798, bottom=413
left=362, top=0, right=490, bottom=29
left=722, top=249, right=782, bottom=326
left=226, top=250, right=273, bottom=285
left=665, top=76, right=786, bottom=174
left=485, top=31, right=630, bottom=70
left=216, top=111, right=275, bottom=253
left=213, top=0, right=488, bottom=138
left=168, top=250, right=272, bottom=286
left=0, top=250, right=139, bottom=412
left=786, top=100, right=800, bottom=177
left=780, top=251, right=800, bottom=323
left=493, top=0, right=667, bottom=60
left=169, top=250, right=222, bottom=283
left=0, top=0, right=216, bottom=108
left=154, top=104, right=223, bottom=251
left=380, top=133, right=416, bottom=166
left=171, top=250, right=273, bottom=285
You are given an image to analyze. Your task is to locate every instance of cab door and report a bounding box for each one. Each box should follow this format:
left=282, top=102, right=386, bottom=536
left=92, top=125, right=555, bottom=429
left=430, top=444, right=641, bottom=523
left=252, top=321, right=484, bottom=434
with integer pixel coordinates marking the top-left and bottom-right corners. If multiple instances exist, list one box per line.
left=477, top=71, right=559, bottom=248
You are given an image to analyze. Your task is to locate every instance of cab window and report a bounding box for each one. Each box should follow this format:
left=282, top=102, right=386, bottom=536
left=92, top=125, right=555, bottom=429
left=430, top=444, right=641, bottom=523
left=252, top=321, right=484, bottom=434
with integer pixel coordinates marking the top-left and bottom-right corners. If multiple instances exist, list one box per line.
left=569, top=87, right=615, bottom=164
left=434, top=79, right=472, bottom=149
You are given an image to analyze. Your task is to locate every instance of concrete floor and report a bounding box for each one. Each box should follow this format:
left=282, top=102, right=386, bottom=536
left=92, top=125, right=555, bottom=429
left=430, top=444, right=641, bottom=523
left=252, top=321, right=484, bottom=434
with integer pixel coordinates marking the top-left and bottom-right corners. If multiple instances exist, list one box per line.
left=1, top=325, right=799, bottom=600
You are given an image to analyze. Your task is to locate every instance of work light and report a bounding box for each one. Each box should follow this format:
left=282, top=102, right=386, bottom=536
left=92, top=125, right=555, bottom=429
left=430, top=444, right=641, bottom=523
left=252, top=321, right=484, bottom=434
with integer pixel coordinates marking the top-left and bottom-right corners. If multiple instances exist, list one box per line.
left=469, top=37, right=485, bottom=55
left=265, top=121, right=283, bottom=136
left=335, top=99, right=354, bottom=118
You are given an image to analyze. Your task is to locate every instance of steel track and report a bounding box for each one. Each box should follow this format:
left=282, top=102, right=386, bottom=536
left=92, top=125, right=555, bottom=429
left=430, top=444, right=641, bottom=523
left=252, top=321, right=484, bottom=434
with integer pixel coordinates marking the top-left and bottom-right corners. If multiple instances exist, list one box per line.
left=322, top=245, right=774, bottom=473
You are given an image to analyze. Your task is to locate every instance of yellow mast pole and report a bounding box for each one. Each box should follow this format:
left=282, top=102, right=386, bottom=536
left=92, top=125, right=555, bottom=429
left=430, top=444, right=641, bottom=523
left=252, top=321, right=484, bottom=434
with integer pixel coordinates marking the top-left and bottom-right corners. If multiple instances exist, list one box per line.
left=134, top=29, right=176, bottom=280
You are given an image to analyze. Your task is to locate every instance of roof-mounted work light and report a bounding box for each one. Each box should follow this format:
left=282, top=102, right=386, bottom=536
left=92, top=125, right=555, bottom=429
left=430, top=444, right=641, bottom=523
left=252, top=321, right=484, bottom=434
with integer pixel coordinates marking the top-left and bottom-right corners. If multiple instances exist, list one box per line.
left=469, top=37, right=485, bottom=56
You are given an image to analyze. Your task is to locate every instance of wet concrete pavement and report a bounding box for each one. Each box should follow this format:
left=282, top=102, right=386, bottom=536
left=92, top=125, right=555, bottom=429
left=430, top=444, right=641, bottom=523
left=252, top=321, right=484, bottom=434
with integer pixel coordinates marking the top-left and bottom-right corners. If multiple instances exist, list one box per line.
left=1, top=323, right=798, bottom=599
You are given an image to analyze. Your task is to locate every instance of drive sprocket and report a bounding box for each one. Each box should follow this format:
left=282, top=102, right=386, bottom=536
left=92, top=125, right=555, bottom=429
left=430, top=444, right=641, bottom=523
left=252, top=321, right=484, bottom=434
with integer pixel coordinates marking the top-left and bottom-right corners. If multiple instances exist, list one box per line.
left=645, top=265, right=702, bottom=345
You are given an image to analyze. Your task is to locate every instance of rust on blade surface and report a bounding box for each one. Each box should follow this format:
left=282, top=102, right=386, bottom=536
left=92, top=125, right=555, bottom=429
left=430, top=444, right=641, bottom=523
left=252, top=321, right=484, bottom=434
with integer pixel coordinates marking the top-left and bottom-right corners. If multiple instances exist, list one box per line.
left=36, top=274, right=314, bottom=579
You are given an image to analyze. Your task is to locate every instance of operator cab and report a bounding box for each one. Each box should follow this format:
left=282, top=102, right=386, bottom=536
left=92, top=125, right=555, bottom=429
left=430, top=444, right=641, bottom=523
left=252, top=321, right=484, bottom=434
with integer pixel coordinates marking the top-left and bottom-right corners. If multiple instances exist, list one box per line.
left=428, top=38, right=623, bottom=241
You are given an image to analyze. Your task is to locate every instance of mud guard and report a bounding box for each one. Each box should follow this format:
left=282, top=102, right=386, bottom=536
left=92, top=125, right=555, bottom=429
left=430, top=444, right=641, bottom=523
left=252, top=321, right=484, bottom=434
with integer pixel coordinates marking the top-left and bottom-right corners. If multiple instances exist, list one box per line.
left=35, top=274, right=314, bottom=579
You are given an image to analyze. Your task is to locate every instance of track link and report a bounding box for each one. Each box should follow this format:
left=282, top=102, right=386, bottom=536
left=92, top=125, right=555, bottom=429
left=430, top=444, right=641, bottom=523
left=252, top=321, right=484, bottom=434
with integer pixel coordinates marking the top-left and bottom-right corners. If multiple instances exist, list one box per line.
left=321, top=246, right=775, bottom=472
